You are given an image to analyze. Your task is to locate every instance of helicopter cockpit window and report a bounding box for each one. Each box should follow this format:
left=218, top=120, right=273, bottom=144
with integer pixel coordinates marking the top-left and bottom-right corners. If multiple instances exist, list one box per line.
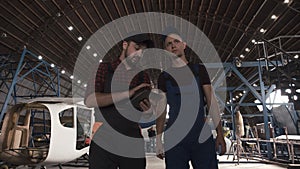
left=76, top=107, right=92, bottom=150
left=29, top=106, right=51, bottom=147
left=59, top=108, right=74, bottom=128
left=0, top=103, right=50, bottom=164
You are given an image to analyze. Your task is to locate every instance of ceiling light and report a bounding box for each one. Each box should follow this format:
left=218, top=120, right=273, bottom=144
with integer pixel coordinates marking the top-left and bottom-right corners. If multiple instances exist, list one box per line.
left=56, top=12, right=62, bottom=17
left=234, top=57, right=242, bottom=67
left=243, top=90, right=247, bottom=93
left=284, top=0, right=290, bottom=4
left=294, top=95, right=298, bottom=100
left=239, top=93, right=243, bottom=96
left=226, top=70, right=232, bottom=77
left=86, top=45, right=91, bottom=50
left=253, top=83, right=257, bottom=87
left=68, top=26, right=73, bottom=31
left=294, top=54, right=299, bottom=59
left=1, top=32, right=7, bottom=38
left=78, top=36, right=83, bottom=41
left=245, top=48, right=250, bottom=52
left=285, top=89, right=291, bottom=94
left=260, top=28, right=266, bottom=33
left=38, top=55, right=43, bottom=60
left=70, top=75, right=74, bottom=79
left=271, top=15, right=278, bottom=20
left=61, top=70, right=65, bottom=74
left=77, top=80, right=81, bottom=84
left=50, top=63, right=55, bottom=68
left=99, top=59, right=103, bottom=63
left=235, top=95, right=239, bottom=99
left=93, top=53, right=97, bottom=57
left=240, top=54, right=245, bottom=59
left=232, top=98, right=236, bottom=101
left=84, top=84, right=87, bottom=88
left=296, top=89, right=300, bottom=93
left=251, top=39, right=256, bottom=44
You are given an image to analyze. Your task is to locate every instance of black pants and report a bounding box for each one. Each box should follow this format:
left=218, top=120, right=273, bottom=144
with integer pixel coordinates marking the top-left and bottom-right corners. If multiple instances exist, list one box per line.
left=89, top=141, right=146, bottom=169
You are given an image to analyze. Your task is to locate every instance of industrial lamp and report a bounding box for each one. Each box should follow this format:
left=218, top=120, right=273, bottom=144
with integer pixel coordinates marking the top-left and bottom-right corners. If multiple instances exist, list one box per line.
left=234, top=57, right=242, bottom=67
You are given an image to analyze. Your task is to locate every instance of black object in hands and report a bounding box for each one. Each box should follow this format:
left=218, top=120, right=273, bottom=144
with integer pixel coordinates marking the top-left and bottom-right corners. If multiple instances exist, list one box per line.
left=131, top=87, right=151, bottom=111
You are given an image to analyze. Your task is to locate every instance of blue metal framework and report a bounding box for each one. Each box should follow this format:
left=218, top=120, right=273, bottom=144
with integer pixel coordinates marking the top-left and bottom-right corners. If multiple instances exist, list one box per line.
left=205, top=36, right=300, bottom=160
left=0, top=48, right=60, bottom=123
left=206, top=60, right=289, bottom=159
left=206, top=61, right=279, bottom=153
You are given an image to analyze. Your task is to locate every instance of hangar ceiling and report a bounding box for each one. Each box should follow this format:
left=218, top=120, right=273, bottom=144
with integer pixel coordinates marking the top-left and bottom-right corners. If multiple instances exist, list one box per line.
left=0, top=0, right=300, bottom=114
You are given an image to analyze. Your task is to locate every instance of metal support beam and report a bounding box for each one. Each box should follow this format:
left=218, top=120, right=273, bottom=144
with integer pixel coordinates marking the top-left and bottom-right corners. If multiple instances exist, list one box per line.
left=213, top=66, right=230, bottom=89
left=259, top=44, right=273, bottom=159
left=0, top=49, right=27, bottom=123
left=231, top=66, right=262, bottom=102
left=0, top=48, right=61, bottom=123
left=204, top=61, right=283, bottom=68
left=229, top=92, right=236, bottom=140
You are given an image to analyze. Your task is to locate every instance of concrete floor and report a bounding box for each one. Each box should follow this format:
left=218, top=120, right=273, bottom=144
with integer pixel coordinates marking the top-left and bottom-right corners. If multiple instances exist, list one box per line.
left=45, top=154, right=290, bottom=169
left=145, top=154, right=287, bottom=169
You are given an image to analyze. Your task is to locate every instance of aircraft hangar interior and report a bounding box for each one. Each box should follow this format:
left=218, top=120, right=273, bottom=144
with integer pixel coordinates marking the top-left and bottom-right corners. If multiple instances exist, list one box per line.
left=0, top=0, right=300, bottom=169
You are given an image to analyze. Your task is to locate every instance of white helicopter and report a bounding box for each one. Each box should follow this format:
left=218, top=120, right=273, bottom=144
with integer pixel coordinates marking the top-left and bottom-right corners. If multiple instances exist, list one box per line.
left=0, top=97, right=94, bottom=169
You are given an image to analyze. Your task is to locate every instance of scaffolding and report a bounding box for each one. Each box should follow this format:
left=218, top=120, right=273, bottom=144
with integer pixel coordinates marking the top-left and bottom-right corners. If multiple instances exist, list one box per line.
left=0, top=48, right=60, bottom=123
left=206, top=35, right=300, bottom=163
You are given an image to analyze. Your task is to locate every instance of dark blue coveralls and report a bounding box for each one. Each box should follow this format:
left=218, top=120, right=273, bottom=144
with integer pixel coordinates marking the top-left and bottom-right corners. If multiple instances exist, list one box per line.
left=163, top=64, right=218, bottom=169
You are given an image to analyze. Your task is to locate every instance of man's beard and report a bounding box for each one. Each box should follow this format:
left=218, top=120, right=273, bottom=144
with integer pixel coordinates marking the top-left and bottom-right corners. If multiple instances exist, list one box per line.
left=125, top=51, right=143, bottom=69
left=126, top=57, right=139, bottom=68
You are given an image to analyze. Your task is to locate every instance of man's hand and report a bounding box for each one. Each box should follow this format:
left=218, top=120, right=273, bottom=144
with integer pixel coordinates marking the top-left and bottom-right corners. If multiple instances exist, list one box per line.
left=91, top=122, right=103, bottom=139
left=156, top=138, right=165, bottom=160
left=215, top=134, right=226, bottom=155
left=139, top=98, right=151, bottom=112
left=129, top=83, right=150, bottom=97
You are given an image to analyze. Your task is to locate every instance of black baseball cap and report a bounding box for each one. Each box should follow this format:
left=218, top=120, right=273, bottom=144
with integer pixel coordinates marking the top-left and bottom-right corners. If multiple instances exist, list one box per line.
left=124, top=33, right=154, bottom=48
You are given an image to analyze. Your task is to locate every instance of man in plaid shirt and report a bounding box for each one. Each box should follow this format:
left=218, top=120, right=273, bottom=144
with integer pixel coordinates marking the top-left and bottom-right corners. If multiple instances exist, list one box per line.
left=85, top=34, right=154, bottom=169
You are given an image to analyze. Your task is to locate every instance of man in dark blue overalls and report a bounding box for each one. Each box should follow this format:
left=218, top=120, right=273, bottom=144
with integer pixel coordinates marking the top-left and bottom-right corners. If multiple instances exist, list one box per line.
left=155, top=29, right=226, bottom=169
